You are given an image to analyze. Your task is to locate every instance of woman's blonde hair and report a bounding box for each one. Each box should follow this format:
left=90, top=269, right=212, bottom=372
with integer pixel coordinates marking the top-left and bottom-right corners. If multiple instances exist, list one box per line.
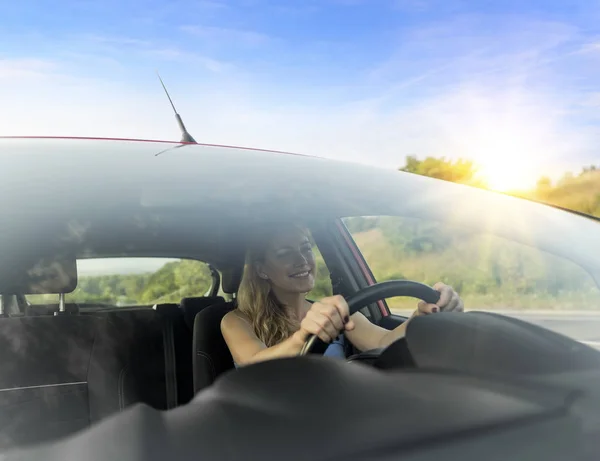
left=237, top=223, right=310, bottom=347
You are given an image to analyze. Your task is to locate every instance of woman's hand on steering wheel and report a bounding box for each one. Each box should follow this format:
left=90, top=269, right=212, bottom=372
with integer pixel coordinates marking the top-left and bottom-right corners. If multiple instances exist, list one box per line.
left=298, top=280, right=465, bottom=356
left=295, top=296, right=356, bottom=344
left=297, top=284, right=463, bottom=343
left=413, top=282, right=463, bottom=317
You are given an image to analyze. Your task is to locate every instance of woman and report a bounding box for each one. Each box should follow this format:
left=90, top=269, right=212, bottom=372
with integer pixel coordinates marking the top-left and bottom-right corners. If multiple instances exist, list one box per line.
left=221, top=223, right=464, bottom=366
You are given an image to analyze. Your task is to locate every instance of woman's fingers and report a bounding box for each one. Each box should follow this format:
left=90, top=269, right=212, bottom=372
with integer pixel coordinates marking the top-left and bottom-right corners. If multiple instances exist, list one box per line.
left=444, top=292, right=460, bottom=311
left=315, top=300, right=345, bottom=332
left=315, top=295, right=354, bottom=330
left=301, top=316, right=334, bottom=343
left=433, top=282, right=453, bottom=308
left=433, top=282, right=464, bottom=312
left=417, top=301, right=439, bottom=315
left=330, top=295, right=355, bottom=330
left=345, top=317, right=356, bottom=331
left=416, top=283, right=464, bottom=315
left=303, top=310, right=338, bottom=342
left=301, top=295, right=353, bottom=343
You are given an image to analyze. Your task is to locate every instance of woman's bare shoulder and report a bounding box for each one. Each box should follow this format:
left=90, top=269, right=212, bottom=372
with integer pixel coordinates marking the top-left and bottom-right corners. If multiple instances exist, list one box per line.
left=221, top=309, right=252, bottom=332
left=221, top=309, right=264, bottom=356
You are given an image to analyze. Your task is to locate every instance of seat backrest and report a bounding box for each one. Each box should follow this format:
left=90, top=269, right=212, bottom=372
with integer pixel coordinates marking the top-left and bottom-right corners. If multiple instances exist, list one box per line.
left=88, top=310, right=169, bottom=421
left=152, top=303, right=195, bottom=406
left=192, top=302, right=235, bottom=394
left=163, top=297, right=224, bottom=404
left=0, top=316, right=100, bottom=448
left=0, top=309, right=175, bottom=450
left=180, top=296, right=224, bottom=331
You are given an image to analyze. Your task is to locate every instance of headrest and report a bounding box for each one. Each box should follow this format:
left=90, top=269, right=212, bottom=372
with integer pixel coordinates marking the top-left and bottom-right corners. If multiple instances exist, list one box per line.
left=0, top=254, right=78, bottom=295
left=221, top=266, right=243, bottom=294
left=181, top=296, right=224, bottom=329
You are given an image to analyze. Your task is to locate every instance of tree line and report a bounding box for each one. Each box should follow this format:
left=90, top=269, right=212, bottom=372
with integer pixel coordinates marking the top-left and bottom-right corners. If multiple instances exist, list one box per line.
left=400, top=155, right=600, bottom=218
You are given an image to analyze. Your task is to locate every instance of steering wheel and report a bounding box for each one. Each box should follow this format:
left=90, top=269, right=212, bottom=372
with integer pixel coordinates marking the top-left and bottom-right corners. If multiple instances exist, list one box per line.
left=298, top=280, right=441, bottom=356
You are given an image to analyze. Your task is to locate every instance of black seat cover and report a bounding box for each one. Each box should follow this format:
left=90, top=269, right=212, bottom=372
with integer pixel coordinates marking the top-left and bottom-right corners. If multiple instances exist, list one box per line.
left=0, top=310, right=173, bottom=450
left=0, top=316, right=97, bottom=449
left=89, top=310, right=169, bottom=420
left=192, top=302, right=235, bottom=393
left=180, top=296, right=224, bottom=331
left=144, top=297, right=224, bottom=405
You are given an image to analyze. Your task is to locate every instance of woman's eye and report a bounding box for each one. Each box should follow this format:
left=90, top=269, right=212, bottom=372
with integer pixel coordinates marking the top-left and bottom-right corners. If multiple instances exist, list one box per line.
left=274, top=244, right=312, bottom=260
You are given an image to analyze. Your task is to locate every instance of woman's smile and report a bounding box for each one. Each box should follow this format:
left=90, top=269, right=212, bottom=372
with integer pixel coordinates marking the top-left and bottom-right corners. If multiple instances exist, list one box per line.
left=289, top=269, right=312, bottom=279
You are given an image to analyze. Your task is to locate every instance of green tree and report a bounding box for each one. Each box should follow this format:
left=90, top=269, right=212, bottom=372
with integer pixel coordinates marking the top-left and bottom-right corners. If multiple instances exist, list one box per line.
left=582, top=165, right=597, bottom=175
left=399, top=155, right=486, bottom=188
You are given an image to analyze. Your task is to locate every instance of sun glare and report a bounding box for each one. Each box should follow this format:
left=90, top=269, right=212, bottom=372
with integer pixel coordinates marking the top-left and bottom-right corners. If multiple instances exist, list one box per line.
left=468, top=129, right=542, bottom=192
left=475, top=159, right=538, bottom=192
left=479, top=165, right=527, bottom=192
left=450, top=95, right=556, bottom=193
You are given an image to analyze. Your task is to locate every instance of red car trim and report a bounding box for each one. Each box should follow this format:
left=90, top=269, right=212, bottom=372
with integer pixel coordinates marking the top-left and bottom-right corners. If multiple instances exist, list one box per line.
left=336, top=221, right=387, bottom=316
left=0, top=136, right=311, bottom=157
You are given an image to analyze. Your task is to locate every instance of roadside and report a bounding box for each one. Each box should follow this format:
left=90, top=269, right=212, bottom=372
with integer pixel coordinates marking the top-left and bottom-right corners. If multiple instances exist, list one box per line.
left=391, top=308, right=600, bottom=350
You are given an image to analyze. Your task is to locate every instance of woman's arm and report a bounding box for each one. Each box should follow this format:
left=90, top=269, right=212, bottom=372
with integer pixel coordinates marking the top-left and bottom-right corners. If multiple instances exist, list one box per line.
left=345, top=283, right=463, bottom=352
left=221, top=311, right=306, bottom=365
left=344, top=311, right=408, bottom=351
left=221, top=295, right=355, bottom=366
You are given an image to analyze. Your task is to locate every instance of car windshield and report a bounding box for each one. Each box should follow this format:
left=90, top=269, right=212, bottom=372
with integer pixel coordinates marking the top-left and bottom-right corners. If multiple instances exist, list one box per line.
left=344, top=215, right=600, bottom=349
left=1, top=139, right=600, bottom=457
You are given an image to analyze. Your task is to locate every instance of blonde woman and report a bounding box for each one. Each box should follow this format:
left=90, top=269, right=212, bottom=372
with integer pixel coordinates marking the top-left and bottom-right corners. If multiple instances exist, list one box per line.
left=221, top=224, right=463, bottom=367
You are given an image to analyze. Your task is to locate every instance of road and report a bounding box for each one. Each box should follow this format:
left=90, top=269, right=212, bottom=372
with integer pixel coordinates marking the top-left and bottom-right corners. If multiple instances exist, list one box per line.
left=391, top=309, right=600, bottom=349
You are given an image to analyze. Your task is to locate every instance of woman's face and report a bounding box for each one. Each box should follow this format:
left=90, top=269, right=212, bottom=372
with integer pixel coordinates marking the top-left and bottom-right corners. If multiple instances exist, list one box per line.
left=256, top=227, right=317, bottom=294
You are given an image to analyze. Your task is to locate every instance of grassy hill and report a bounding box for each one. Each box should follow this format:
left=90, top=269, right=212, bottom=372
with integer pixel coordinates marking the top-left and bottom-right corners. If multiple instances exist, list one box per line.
left=347, top=216, right=600, bottom=311
left=402, top=155, right=600, bottom=219
left=517, top=168, right=600, bottom=218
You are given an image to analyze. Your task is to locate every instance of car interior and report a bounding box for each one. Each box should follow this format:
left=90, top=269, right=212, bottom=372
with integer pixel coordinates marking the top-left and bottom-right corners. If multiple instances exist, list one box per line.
left=3, top=208, right=600, bottom=458
left=0, top=217, right=390, bottom=451
left=0, top=266, right=245, bottom=449
left=3, top=141, right=600, bottom=460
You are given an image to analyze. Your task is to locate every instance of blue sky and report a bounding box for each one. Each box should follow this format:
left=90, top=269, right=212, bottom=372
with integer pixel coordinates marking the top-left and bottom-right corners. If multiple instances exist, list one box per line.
left=2, top=0, right=600, bottom=186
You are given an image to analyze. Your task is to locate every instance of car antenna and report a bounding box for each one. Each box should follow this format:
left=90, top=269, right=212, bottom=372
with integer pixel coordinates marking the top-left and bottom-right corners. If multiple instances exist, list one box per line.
left=156, top=71, right=197, bottom=144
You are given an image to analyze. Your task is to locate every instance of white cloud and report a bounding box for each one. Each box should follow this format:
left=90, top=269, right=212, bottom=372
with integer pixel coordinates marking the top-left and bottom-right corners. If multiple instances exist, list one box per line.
left=145, top=48, right=233, bottom=73
left=574, top=40, right=600, bottom=54
left=580, top=92, right=600, bottom=107
left=180, top=25, right=271, bottom=46
left=0, top=58, right=60, bottom=80
left=78, top=34, right=152, bottom=47
left=367, top=16, right=577, bottom=88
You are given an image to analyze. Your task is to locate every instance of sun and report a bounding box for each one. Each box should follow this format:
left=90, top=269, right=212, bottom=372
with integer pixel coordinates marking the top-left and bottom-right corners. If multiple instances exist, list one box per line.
left=453, top=102, right=550, bottom=193
left=475, top=160, right=537, bottom=192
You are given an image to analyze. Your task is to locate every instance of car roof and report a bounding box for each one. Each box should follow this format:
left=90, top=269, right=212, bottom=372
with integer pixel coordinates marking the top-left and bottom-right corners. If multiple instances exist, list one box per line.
left=1, top=137, right=600, bottom=272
